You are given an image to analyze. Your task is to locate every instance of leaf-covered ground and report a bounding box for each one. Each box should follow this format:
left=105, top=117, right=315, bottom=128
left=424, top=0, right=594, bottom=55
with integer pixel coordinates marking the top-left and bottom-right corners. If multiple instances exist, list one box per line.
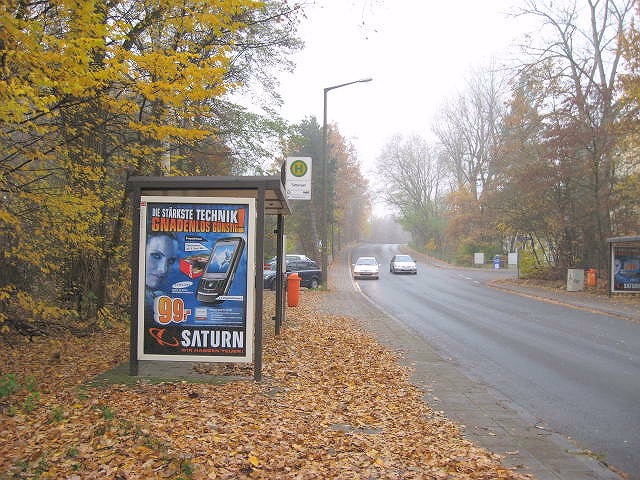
left=0, top=291, right=530, bottom=479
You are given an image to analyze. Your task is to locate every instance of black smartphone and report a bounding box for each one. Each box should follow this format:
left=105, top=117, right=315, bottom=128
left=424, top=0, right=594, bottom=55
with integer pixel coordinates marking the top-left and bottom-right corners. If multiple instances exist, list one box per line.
left=196, top=236, right=245, bottom=304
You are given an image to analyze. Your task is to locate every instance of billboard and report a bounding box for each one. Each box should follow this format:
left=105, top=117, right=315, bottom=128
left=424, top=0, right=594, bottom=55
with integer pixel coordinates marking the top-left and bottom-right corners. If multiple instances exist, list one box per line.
left=612, top=245, right=640, bottom=293
left=137, top=196, right=255, bottom=362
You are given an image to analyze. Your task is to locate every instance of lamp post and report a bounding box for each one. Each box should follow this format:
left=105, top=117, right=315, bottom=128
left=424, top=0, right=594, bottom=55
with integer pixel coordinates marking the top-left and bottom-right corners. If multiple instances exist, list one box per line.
left=321, top=77, right=372, bottom=288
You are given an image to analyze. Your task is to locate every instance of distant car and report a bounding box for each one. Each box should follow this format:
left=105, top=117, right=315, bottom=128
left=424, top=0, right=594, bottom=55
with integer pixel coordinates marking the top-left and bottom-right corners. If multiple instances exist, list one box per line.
left=265, top=254, right=313, bottom=270
left=263, top=259, right=322, bottom=290
left=390, top=254, right=417, bottom=274
left=352, top=256, right=380, bottom=280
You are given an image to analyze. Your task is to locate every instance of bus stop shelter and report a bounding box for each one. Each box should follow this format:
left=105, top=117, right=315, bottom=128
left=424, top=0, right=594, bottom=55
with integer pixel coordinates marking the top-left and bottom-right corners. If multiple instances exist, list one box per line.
left=127, top=175, right=291, bottom=381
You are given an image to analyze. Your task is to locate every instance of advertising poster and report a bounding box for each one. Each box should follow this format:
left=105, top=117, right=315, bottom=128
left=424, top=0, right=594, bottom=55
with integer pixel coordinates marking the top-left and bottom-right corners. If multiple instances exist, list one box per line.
left=612, top=245, right=640, bottom=292
left=137, top=196, right=255, bottom=362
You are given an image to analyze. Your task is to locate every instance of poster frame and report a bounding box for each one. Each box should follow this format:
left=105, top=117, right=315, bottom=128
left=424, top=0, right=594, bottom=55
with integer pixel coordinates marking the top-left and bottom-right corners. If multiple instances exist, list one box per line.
left=136, top=195, right=256, bottom=363
left=609, top=238, right=640, bottom=294
left=127, top=175, right=291, bottom=381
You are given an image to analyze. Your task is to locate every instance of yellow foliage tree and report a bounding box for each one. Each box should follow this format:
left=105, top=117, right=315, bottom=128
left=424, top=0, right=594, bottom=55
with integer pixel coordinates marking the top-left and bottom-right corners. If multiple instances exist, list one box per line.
left=0, top=0, right=301, bottom=334
left=617, top=4, right=640, bottom=235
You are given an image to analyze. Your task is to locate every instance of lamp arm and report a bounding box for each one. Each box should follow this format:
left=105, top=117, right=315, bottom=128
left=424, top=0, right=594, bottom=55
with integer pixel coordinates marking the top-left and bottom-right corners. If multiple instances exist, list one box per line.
left=324, top=78, right=372, bottom=93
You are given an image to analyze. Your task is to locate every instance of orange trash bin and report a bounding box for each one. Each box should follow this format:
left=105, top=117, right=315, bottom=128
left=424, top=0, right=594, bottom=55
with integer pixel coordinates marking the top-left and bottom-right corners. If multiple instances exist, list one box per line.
left=586, top=268, right=597, bottom=287
left=287, top=273, right=301, bottom=307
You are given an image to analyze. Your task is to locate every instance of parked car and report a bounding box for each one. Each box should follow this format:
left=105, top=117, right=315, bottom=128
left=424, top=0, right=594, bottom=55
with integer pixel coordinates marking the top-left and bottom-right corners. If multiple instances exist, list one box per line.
left=352, top=256, right=380, bottom=280
left=390, top=254, right=417, bottom=274
left=263, top=259, right=322, bottom=290
left=265, top=254, right=313, bottom=270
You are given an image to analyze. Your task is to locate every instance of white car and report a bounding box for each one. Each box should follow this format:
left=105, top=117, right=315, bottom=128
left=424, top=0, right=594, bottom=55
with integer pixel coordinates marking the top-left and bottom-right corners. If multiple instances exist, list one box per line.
left=390, top=254, right=417, bottom=274
left=352, top=256, right=380, bottom=280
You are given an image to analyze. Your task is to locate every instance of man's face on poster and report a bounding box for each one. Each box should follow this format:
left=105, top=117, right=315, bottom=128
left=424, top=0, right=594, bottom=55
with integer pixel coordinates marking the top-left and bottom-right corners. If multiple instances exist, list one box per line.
left=146, top=235, right=178, bottom=290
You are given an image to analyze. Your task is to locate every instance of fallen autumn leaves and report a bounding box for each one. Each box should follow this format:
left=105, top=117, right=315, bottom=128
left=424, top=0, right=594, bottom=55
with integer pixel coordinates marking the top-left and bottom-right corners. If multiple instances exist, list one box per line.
left=0, top=291, right=531, bottom=479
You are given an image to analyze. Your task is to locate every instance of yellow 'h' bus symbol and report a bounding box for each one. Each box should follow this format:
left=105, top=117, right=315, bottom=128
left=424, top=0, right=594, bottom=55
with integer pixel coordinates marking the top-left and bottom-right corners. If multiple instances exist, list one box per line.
left=290, top=160, right=308, bottom=177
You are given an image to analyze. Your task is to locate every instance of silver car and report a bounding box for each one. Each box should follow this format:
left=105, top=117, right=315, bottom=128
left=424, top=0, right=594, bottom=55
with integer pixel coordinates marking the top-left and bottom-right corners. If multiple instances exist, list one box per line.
left=390, top=254, right=417, bottom=274
left=353, top=256, right=380, bottom=279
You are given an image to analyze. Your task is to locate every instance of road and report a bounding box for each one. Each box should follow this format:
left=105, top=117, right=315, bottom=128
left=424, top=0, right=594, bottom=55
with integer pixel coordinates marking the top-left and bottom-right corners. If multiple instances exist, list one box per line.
left=348, top=243, right=640, bottom=479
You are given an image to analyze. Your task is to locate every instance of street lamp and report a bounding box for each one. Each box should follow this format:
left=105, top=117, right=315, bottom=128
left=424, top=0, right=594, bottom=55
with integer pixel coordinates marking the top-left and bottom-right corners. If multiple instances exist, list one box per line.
left=321, top=77, right=372, bottom=288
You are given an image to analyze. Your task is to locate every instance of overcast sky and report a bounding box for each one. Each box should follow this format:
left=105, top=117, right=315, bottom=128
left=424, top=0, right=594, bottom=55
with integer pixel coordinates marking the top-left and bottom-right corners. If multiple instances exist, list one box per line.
left=273, top=0, right=536, bottom=210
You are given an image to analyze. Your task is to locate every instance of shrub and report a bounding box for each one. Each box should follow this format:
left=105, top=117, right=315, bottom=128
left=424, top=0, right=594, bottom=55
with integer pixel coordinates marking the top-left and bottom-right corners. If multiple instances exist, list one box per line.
left=454, top=239, right=501, bottom=266
left=0, top=374, right=41, bottom=414
left=518, top=250, right=556, bottom=279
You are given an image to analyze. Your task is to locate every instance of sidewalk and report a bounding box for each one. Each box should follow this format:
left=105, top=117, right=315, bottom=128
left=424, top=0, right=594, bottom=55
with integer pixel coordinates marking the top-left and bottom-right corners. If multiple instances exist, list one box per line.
left=490, top=279, right=640, bottom=324
left=320, top=250, right=626, bottom=480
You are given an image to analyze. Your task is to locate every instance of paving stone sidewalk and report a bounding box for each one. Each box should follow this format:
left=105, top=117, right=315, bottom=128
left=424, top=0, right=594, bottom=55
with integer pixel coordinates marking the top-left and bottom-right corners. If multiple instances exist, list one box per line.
left=318, top=250, right=627, bottom=480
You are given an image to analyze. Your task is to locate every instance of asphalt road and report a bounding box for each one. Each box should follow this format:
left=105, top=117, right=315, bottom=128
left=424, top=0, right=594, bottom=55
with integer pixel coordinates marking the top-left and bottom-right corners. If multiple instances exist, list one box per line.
left=349, top=243, right=640, bottom=479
